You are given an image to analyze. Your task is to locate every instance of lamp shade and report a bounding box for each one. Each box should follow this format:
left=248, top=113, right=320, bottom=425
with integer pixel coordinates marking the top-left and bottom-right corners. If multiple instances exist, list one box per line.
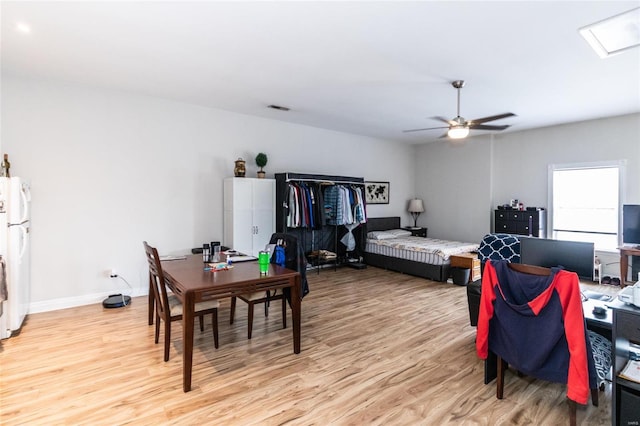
left=407, top=199, right=425, bottom=213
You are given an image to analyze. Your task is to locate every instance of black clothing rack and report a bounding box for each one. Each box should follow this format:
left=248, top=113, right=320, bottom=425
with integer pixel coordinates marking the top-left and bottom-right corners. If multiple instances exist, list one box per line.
left=277, top=172, right=365, bottom=185
left=275, top=172, right=366, bottom=272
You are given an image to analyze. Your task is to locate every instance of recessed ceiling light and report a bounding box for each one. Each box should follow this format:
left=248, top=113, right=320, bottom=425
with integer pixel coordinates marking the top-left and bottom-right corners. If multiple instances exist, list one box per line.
left=16, top=22, right=31, bottom=34
left=267, top=105, right=291, bottom=112
left=579, top=7, right=640, bottom=58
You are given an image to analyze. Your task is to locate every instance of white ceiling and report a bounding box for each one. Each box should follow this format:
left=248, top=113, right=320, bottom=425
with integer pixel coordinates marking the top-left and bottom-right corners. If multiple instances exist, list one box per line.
left=2, top=1, right=639, bottom=144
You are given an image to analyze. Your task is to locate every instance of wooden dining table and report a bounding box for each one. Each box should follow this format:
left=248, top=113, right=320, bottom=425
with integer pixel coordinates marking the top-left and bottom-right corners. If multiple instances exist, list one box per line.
left=160, top=254, right=301, bottom=392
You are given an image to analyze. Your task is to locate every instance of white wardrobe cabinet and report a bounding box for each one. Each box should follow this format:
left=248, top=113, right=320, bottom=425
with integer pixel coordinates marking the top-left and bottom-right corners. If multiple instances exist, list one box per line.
left=223, top=178, right=275, bottom=257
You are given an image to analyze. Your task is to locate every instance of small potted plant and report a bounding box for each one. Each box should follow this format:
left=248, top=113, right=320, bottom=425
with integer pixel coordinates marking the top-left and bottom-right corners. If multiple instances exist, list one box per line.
left=255, top=152, right=268, bottom=178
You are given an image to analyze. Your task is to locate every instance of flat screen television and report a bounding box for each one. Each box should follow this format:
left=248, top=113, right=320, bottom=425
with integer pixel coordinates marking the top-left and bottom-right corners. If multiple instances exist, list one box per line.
left=623, top=204, right=640, bottom=246
left=520, top=237, right=595, bottom=281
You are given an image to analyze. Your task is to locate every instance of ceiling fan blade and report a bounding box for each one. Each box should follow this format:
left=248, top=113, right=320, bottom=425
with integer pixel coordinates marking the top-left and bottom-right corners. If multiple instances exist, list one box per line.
left=431, top=116, right=457, bottom=125
left=469, top=113, right=516, bottom=124
left=403, top=126, right=449, bottom=133
left=469, top=124, right=511, bottom=131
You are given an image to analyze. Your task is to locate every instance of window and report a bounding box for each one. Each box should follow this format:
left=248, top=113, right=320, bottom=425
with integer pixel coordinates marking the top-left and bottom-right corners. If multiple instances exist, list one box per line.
left=549, top=162, right=624, bottom=251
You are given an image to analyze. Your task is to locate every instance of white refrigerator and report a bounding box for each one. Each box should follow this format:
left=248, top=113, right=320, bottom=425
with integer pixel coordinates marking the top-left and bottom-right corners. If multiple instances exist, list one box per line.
left=0, top=177, right=31, bottom=339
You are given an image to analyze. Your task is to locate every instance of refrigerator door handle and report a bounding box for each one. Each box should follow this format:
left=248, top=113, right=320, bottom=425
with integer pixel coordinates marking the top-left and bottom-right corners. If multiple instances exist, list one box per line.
left=19, top=183, right=30, bottom=224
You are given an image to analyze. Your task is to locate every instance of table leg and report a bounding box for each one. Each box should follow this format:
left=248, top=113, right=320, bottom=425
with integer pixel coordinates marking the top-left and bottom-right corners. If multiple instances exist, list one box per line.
left=183, top=292, right=195, bottom=392
left=620, top=251, right=628, bottom=286
left=291, top=275, right=301, bottom=354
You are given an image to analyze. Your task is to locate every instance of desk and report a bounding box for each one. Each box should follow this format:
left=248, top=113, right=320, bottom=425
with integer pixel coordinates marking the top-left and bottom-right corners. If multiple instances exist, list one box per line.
left=161, top=255, right=301, bottom=392
left=582, top=298, right=613, bottom=332
left=619, top=246, right=640, bottom=287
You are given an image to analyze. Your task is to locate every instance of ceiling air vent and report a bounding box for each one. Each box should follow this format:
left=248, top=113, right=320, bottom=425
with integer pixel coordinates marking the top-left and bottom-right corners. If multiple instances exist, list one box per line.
left=267, top=104, right=290, bottom=111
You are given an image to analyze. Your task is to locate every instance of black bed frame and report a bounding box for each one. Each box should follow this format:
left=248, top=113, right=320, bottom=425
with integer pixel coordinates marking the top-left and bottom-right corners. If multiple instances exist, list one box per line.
left=363, top=217, right=450, bottom=282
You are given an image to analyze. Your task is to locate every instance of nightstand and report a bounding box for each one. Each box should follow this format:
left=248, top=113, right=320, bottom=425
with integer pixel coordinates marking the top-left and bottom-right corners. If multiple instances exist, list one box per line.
left=402, top=227, right=428, bottom=238
left=449, top=253, right=481, bottom=282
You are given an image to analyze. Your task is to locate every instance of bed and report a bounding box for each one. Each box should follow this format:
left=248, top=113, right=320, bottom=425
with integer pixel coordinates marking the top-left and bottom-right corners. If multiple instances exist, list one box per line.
left=363, top=217, right=479, bottom=282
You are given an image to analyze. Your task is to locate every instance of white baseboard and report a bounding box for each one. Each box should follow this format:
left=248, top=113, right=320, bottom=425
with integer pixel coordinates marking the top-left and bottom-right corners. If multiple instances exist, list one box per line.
left=29, top=287, right=148, bottom=314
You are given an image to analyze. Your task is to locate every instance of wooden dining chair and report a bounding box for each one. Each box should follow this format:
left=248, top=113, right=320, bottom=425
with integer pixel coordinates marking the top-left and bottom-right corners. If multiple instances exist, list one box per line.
left=143, top=241, right=219, bottom=361
left=230, top=233, right=306, bottom=339
left=230, top=289, right=286, bottom=339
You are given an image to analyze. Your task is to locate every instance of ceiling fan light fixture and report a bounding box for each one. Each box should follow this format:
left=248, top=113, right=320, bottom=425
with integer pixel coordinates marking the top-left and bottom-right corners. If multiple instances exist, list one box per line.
left=402, top=79, right=514, bottom=138
left=448, top=126, right=469, bottom=139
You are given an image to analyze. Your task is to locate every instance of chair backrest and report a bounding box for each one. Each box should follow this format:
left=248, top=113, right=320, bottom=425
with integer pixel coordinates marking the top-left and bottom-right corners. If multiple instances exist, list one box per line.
left=269, top=233, right=306, bottom=268
left=143, top=241, right=171, bottom=321
left=477, top=233, right=521, bottom=265
left=268, top=233, right=309, bottom=300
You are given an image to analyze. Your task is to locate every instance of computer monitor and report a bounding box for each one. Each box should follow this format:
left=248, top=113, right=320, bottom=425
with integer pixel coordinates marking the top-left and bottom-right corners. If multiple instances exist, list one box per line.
left=622, top=204, right=640, bottom=246
left=520, top=237, right=595, bottom=281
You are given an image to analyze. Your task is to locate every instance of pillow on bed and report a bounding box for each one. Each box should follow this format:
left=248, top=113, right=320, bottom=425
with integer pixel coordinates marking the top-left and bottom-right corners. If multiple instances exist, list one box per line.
left=367, top=229, right=412, bottom=240
left=387, top=229, right=412, bottom=237
left=367, top=231, right=397, bottom=240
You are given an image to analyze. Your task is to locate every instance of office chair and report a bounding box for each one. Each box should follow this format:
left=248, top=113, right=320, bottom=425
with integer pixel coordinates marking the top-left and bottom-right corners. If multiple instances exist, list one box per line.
left=476, top=260, right=609, bottom=426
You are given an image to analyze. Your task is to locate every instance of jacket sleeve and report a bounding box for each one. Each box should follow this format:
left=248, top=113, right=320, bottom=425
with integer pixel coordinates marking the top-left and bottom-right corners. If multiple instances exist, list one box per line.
left=476, top=260, right=498, bottom=359
left=555, top=271, right=591, bottom=405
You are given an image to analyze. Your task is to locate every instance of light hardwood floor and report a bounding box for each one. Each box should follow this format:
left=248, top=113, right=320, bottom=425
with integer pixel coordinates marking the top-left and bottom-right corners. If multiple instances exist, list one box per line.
left=0, top=266, right=612, bottom=425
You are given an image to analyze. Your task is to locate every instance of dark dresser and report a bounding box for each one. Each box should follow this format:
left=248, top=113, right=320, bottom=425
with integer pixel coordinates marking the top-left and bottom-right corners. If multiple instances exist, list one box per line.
left=494, top=209, right=546, bottom=238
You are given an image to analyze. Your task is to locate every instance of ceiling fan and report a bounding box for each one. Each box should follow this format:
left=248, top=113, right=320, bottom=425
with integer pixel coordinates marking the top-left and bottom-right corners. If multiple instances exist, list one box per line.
left=403, top=80, right=516, bottom=139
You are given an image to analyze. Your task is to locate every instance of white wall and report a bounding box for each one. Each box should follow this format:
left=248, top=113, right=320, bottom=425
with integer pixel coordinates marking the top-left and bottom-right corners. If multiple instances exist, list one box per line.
left=4, top=75, right=637, bottom=312
left=415, top=113, right=640, bottom=276
left=414, top=135, right=494, bottom=242
left=491, top=114, right=640, bottom=210
left=1, top=76, right=415, bottom=312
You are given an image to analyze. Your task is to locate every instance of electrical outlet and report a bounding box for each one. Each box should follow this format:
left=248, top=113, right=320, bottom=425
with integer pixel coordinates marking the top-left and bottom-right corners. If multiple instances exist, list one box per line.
left=109, top=269, right=118, bottom=278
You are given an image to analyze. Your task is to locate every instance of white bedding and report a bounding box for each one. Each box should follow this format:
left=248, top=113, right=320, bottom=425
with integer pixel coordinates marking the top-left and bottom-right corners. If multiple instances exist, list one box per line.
left=365, top=236, right=479, bottom=265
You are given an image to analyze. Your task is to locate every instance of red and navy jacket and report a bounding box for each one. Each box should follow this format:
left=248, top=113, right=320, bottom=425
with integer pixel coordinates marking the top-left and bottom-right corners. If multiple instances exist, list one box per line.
left=476, top=260, right=597, bottom=404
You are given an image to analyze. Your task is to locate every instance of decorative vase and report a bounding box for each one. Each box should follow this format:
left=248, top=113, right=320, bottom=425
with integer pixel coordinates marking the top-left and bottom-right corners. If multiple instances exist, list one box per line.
left=234, top=158, right=246, bottom=177
left=257, top=170, right=266, bottom=179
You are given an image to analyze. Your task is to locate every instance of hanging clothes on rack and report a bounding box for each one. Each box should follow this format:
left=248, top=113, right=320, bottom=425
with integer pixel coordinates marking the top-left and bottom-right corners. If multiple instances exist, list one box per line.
left=353, top=186, right=366, bottom=223
left=276, top=173, right=367, bottom=269
left=284, top=181, right=326, bottom=230
left=339, top=185, right=367, bottom=251
left=314, top=183, right=326, bottom=228
left=325, top=184, right=366, bottom=226
left=340, top=223, right=358, bottom=251
left=286, top=184, right=299, bottom=228
left=324, top=184, right=341, bottom=225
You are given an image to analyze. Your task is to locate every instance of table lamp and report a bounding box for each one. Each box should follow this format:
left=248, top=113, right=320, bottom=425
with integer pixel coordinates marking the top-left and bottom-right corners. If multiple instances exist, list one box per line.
left=407, top=198, right=425, bottom=229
